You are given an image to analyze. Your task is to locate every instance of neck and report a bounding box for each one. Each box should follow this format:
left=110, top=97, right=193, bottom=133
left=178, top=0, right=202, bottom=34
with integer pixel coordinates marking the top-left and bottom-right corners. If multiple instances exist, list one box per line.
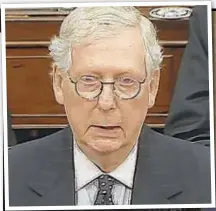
left=79, top=142, right=136, bottom=173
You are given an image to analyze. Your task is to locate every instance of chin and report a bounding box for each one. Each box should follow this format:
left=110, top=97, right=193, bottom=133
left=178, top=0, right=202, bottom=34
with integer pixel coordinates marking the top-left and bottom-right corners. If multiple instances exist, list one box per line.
left=87, top=138, right=122, bottom=154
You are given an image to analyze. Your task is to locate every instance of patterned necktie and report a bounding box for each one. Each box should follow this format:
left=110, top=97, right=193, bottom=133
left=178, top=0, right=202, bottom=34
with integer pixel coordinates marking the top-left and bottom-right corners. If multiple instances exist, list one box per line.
left=94, top=174, right=115, bottom=205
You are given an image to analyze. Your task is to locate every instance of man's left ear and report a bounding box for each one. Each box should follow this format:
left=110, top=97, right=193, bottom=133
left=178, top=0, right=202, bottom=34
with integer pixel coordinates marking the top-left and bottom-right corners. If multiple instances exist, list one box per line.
left=148, top=70, right=160, bottom=108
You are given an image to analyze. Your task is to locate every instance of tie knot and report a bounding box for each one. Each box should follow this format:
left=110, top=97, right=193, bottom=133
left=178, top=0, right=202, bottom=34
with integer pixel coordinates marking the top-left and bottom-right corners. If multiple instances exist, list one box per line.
left=98, top=174, right=115, bottom=189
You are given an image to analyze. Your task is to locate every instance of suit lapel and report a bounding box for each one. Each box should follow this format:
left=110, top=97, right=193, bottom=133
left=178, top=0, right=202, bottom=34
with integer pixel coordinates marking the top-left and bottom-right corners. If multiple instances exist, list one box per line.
left=131, top=126, right=183, bottom=204
left=27, top=127, right=76, bottom=206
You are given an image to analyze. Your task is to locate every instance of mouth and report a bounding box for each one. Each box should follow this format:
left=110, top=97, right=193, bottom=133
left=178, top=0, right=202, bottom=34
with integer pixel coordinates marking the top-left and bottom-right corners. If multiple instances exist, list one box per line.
left=90, top=125, right=122, bottom=137
left=93, top=125, right=121, bottom=130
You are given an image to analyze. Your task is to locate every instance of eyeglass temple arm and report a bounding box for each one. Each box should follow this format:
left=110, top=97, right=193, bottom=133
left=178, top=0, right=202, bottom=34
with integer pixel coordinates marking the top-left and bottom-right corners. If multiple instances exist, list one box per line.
left=67, top=72, right=76, bottom=84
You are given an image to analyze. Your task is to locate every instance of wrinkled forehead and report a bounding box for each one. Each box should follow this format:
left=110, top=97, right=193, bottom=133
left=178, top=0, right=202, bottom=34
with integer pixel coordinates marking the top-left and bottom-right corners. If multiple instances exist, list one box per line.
left=71, top=27, right=146, bottom=77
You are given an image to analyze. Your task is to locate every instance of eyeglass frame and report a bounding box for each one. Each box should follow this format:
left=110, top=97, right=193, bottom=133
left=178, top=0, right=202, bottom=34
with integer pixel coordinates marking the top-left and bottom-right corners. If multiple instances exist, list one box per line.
left=66, top=71, right=147, bottom=100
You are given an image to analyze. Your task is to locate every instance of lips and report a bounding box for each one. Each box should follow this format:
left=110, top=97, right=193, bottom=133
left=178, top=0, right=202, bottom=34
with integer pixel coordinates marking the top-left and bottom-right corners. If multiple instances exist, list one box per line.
left=96, top=125, right=120, bottom=129
left=90, top=125, right=122, bottom=137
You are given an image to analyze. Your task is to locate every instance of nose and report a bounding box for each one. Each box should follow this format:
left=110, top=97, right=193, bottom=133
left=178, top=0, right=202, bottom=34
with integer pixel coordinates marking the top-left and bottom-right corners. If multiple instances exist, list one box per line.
left=97, top=83, right=116, bottom=111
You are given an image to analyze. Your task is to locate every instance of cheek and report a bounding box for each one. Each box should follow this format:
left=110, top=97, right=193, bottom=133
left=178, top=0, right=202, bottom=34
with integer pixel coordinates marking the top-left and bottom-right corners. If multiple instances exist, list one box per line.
left=61, top=83, right=93, bottom=133
left=121, top=91, right=149, bottom=128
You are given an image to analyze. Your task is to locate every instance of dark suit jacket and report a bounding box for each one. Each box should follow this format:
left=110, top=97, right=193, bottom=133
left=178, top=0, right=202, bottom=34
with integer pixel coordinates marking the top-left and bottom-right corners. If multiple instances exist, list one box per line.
left=8, top=125, right=211, bottom=206
left=164, top=6, right=210, bottom=145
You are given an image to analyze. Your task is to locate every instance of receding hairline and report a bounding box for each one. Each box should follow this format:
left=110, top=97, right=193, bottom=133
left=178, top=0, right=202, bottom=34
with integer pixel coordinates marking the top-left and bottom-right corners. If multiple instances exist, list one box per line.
left=49, top=6, right=163, bottom=73
left=70, top=25, right=143, bottom=48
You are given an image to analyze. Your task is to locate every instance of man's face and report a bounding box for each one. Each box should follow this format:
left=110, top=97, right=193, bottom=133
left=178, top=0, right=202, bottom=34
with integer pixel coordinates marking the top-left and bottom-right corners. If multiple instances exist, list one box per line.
left=53, top=27, right=159, bottom=155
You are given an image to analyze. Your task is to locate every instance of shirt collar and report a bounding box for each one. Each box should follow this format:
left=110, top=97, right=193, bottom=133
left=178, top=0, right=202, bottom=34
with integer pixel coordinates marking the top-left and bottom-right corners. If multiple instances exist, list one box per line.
left=74, top=141, right=101, bottom=191
left=74, top=140, right=138, bottom=191
left=109, top=144, right=137, bottom=188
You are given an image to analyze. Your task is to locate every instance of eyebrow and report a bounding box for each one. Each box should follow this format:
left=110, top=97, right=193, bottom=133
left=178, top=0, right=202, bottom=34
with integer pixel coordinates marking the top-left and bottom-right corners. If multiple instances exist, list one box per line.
left=74, top=68, right=144, bottom=78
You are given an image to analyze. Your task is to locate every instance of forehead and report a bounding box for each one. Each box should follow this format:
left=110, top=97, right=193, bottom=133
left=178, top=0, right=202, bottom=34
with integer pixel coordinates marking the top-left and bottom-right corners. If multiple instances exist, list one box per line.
left=71, top=27, right=146, bottom=76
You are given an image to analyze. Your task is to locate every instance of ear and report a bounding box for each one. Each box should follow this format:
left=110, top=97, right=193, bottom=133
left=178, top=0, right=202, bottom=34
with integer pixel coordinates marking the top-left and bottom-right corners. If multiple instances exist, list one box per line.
left=52, top=64, right=64, bottom=105
left=148, top=70, right=160, bottom=108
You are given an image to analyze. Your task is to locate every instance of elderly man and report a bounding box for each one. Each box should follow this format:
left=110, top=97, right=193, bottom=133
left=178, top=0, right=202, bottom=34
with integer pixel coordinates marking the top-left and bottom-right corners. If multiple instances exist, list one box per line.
left=9, top=6, right=211, bottom=206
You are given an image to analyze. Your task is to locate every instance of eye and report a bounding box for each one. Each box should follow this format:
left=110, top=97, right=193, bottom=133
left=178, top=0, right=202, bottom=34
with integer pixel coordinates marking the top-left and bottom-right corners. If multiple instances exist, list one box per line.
left=80, top=75, right=98, bottom=84
left=118, top=77, right=135, bottom=85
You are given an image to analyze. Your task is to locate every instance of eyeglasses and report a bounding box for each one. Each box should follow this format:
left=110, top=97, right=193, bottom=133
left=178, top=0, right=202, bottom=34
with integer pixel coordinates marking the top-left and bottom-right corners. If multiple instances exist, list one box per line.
left=67, top=72, right=146, bottom=100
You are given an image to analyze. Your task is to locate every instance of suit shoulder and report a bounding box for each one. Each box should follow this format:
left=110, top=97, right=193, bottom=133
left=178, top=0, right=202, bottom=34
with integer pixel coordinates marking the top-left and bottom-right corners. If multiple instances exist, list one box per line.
left=153, top=128, right=210, bottom=167
left=9, top=127, right=69, bottom=160
left=144, top=127, right=210, bottom=177
left=8, top=127, right=71, bottom=182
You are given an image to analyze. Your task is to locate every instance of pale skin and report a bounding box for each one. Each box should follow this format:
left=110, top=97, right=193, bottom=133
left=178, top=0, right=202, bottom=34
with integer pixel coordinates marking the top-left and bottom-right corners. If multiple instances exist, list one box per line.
left=53, top=27, right=160, bottom=172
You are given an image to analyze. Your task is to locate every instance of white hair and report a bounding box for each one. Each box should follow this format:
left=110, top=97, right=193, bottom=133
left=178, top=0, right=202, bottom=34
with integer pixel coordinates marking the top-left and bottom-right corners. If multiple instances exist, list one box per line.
left=49, top=6, right=163, bottom=74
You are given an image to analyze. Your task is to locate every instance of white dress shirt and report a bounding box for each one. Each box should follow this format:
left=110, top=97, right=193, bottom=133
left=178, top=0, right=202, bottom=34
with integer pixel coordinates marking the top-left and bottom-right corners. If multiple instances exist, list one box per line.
left=74, top=141, right=138, bottom=205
